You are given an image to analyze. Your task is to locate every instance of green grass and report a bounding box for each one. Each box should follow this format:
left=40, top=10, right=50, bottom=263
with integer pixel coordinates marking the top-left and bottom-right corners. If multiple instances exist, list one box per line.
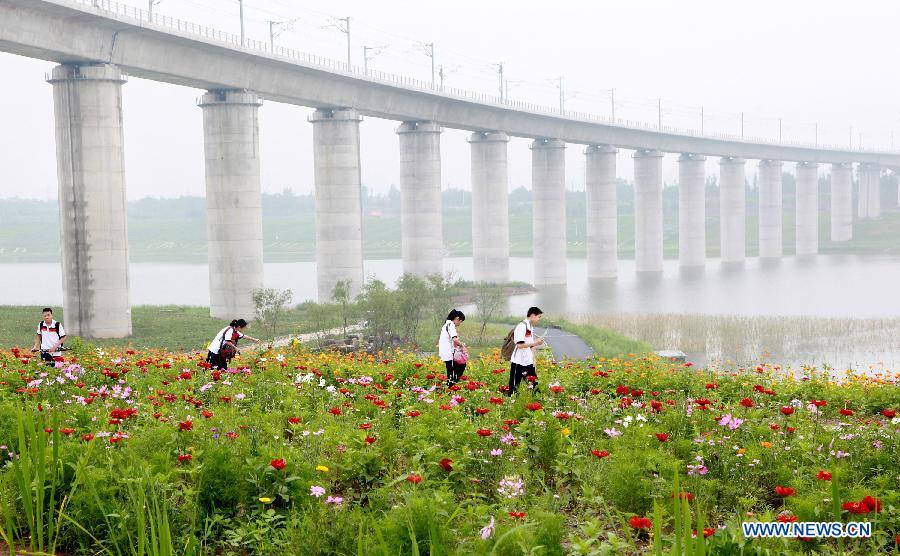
left=0, top=305, right=322, bottom=352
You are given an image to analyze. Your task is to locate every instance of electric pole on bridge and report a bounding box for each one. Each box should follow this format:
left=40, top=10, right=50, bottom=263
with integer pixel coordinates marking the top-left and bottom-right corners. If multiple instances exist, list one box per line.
left=238, top=0, right=245, bottom=46
left=338, top=17, right=351, bottom=70
left=147, top=0, right=160, bottom=22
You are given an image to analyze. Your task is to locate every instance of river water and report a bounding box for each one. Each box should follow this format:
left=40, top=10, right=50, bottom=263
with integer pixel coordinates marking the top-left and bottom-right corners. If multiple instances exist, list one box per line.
left=3, top=255, right=899, bottom=369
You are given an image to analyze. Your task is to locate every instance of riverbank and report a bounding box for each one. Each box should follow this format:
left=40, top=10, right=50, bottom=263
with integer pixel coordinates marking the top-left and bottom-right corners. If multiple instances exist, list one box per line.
left=0, top=305, right=647, bottom=358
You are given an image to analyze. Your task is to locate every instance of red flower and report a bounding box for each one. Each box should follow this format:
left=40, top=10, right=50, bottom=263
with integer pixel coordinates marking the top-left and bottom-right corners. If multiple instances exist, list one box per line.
left=59, top=427, right=75, bottom=436
left=439, top=458, right=453, bottom=472
left=777, top=514, right=798, bottom=523
left=504, top=419, right=520, bottom=426
left=701, top=528, right=715, bottom=538
left=406, top=474, right=422, bottom=484
left=816, top=470, right=832, bottom=481
left=288, top=417, right=301, bottom=425
left=508, top=511, right=526, bottom=519
left=655, top=433, right=669, bottom=443
left=201, top=410, right=214, bottom=419
left=672, top=491, right=694, bottom=501
left=780, top=406, right=795, bottom=416
left=839, top=408, right=854, bottom=416
left=526, top=402, right=542, bottom=411
left=178, top=453, right=193, bottom=463
left=810, top=399, right=827, bottom=407
left=476, top=429, right=493, bottom=437
left=364, top=436, right=377, bottom=444
left=489, top=397, right=504, bottom=405
left=549, top=385, right=564, bottom=393
left=554, top=411, right=572, bottom=420
left=475, top=407, right=490, bottom=415
left=359, top=422, right=372, bottom=429
left=406, top=410, right=421, bottom=417
left=270, top=458, right=286, bottom=470
left=774, top=486, right=795, bottom=497
left=629, top=516, right=652, bottom=530
left=842, top=501, right=869, bottom=514
left=860, top=496, right=881, bottom=513
left=329, top=407, right=342, bottom=416
left=591, top=449, right=610, bottom=459
left=650, top=400, right=663, bottom=412
left=81, top=433, right=94, bottom=442
left=786, top=426, right=795, bottom=433
left=177, top=420, right=193, bottom=432
left=882, top=409, right=896, bottom=419
left=739, top=397, right=754, bottom=408
left=615, top=385, right=630, bottom=395
left=705, top=383, right=718, bottom=390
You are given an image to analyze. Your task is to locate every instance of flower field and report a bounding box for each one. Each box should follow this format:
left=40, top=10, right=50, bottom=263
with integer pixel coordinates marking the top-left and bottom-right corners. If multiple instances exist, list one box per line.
left=0, top=345, right=899, bottom=555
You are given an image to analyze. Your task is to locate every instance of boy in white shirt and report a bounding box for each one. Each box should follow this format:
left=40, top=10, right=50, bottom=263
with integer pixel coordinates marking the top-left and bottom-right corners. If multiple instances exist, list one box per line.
left=32, top=307, right=66, bottom=365
left=507, top=307, right=544, bottom=395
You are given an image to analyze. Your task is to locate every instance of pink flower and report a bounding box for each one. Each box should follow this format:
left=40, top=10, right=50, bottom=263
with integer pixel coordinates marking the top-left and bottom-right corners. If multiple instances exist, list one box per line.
left=310, top=485, right=326, bottom=497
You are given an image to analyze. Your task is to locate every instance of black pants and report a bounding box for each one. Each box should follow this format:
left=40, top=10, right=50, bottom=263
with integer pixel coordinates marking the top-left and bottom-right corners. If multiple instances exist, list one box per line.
left=444, top=360, right=465, bottom=386
left=207, top=351, right=227, bottom=370
left=507, top=363, right=537, bottom=395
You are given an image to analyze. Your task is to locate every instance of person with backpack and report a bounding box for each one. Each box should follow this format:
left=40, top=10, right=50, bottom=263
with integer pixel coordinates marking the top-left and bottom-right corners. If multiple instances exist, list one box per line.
left=439, top=309, right=467, bottom=386
left=31, top=307, right=66, bottom=365
left=503, top=307, right=545, bottom=395
left=206, top=319, right=260, bottom=370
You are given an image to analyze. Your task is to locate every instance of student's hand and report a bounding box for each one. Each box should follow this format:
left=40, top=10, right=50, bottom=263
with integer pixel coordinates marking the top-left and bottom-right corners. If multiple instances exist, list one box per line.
left=535, top=337, right=545, bottom=346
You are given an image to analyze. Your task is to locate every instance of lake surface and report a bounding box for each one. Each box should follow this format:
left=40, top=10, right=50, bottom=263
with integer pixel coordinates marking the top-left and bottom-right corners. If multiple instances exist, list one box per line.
left=3, top=254, right=899, bottom=318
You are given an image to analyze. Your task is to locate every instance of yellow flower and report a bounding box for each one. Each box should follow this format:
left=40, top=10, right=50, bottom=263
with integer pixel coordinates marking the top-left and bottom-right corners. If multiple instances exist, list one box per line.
left=737, top=448, right=745, bottom=455
left=561, top=428, right=571, bottom=437
left=760, top=441, right=773, bottom=448
left=259, top=497, right=273, bottom=504
left=316, top=465, right=330, bottom=473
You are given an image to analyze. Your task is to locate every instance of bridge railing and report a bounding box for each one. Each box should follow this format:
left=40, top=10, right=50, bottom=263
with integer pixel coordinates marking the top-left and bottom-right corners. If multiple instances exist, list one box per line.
left=63, top=0, right=898, bottom=155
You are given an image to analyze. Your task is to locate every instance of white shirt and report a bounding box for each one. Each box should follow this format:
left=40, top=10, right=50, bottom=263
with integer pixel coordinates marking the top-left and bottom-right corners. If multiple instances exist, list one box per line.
left=208, top=326, right=244, bottom=354
left=510, top=320, right=535, bottom=366
left=438, top=320, right=458, bottom=361
left=36, top=319, right=66, bottom=354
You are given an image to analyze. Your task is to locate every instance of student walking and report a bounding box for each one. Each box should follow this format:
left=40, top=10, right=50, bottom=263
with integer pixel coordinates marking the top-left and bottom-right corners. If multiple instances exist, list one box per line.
left=507, top=307, right=544, bottom=395
left=439, top=309, right=467, bottom=386
left=31, top=307, right=66, bottom=365
left=206, top=319, right=260, bottom=370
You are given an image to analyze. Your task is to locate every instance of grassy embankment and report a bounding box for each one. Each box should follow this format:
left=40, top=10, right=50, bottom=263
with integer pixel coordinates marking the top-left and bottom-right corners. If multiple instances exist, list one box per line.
left=3, top=193, right=900, bottom=263
left=0, top=305, right=648, bottom=358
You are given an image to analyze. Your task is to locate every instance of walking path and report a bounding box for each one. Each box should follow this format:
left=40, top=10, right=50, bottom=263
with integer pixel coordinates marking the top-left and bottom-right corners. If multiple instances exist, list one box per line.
left=535, top=326, right=594, bottom=360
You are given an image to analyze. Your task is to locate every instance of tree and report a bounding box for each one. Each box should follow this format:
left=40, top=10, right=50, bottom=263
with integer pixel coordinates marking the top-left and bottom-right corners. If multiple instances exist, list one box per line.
left=331, top=280, right=355, bottom=337
left=252, top=287, right=294, bottom=340
left=473, top=283, right=507, bottom=343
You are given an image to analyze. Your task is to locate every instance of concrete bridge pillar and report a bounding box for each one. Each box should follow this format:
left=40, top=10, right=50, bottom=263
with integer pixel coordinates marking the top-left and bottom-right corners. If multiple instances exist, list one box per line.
left=857, top=163, right=880, bottom=219
left=469, top=131, right=510, bottom=283
left=397, top=121, right=443, bottom=277
left=585, top=145, right=617, bottom=279
left=795, top=161, right=819, bottom=255
left=758, top=160, right=783, bottom=258
left=48, top=63, right=131, bottom=338
left=677, top=153, right=706, bottom=267
left=634, top=149, right=664, bottom=273
left=531, top=138, right=567, bottom=285
left=719, top=157, right=746, bottom=263
left=310, top=108, right=364, bottom=301
left=199, top=90, right=264, bottom=319
left=830, top=163, right=852, bottom=242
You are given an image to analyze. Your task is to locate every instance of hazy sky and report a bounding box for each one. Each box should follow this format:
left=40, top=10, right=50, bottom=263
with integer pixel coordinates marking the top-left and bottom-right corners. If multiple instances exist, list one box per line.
left=2, top=0, right=898, bottom=200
